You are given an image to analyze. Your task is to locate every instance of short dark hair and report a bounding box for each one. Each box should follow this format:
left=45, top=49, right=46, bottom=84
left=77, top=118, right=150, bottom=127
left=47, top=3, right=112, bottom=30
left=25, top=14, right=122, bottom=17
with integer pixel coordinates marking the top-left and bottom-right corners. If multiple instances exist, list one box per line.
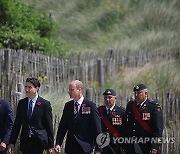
left=26, top=77, right=40, bottom=88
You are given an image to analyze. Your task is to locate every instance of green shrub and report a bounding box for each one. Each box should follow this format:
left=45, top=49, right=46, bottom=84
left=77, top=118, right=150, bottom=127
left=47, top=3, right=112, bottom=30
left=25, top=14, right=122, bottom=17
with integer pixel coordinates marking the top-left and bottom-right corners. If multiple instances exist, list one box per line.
left=0, top=0, right=66, bottom=55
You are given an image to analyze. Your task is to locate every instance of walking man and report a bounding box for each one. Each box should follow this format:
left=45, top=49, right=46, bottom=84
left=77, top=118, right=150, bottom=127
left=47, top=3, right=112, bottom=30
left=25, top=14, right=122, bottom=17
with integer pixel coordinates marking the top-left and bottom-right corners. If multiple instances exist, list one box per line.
left=8, top=77, right=54, bottom=154
left=125, top=84, right=163, bottom=154
left=55, top=80, right=102, bottom=154
left=0, top=98, right=13, bottom=154
left=98, top=89, right=125, bottom=154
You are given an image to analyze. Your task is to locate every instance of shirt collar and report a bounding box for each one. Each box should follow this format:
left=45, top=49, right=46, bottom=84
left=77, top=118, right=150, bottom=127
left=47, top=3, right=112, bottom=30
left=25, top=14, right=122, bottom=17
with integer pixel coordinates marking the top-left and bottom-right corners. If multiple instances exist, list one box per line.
left=74, top=96, right=84, bottom=106
left=138, top=98, right=147, bottom=107
left=106, top=104, right=115, bottom=111
left=28, top=95, right=38, bottom=103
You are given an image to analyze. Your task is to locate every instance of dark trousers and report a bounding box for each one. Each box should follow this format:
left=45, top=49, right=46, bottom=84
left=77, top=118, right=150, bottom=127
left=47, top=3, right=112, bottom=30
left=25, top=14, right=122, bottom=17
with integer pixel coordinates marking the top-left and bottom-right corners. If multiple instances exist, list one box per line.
left=125, top=143, right=151, bottom=154
left=21, top=136, right=44, bottom=154
left=66, top=138, right=90, bottom=154
left=0, top=151, right=7, bottom=154
left=102, top=144, right=121, bottom=154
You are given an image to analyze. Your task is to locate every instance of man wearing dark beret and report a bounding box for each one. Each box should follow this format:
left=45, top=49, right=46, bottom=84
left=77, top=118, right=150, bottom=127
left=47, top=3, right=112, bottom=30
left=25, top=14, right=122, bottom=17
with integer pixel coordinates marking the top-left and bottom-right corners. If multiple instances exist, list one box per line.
left=98, top=89, right=125, bottom=154
left=125, top=84, right=163, bottom=154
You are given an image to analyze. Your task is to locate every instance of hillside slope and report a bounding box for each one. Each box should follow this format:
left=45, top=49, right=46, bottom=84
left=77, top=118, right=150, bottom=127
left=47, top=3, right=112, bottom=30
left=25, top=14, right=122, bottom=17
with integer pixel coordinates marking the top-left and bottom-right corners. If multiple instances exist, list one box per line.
left=23, top=0, right=180, bottom=93
left=24, top=0, right=180, bottom=52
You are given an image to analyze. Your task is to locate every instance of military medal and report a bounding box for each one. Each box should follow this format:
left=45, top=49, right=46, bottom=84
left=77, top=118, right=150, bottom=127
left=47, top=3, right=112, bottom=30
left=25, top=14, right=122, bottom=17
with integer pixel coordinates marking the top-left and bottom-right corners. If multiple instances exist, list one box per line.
left=112, top=117, right=122, bottom=125
left=82, top=107, right=91, bottom=114
left=142, top=113, right=150, bottom=120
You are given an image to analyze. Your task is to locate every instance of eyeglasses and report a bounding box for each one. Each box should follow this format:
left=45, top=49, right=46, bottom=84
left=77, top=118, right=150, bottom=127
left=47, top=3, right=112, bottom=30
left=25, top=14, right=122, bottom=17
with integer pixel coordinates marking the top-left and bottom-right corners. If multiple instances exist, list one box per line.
left=68, top=88, right=75, bottom=91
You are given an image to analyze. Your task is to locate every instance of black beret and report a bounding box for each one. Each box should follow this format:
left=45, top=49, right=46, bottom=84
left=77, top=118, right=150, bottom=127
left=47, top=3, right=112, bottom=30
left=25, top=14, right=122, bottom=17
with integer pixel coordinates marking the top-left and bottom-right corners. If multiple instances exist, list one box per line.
left=133, top=84, right=147, bottom=92
left=103, top=89, right=116, bottom=96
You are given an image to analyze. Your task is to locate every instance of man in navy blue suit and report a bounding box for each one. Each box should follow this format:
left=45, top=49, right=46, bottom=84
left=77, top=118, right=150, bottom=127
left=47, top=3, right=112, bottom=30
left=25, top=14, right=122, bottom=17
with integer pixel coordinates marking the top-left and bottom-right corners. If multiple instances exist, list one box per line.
left=8, top=77, right=54, bottom=154
left=0, top=98, right=13, bottom=154
left=55, top=80, right=102, bottom=154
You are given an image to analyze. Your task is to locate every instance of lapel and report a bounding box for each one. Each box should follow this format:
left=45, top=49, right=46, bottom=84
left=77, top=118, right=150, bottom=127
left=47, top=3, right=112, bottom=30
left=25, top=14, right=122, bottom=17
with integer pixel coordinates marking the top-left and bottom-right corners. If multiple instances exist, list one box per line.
left=74, top=101, right=81, bottom=120
left=74, top=98, right=87, bottom=119
left=78, top=100, right=83, bottom=114
left=79, top=98, right=89, bottom=115
left=103, top=106, right=107, bottom=116
left=137, top=99, right=149, bottom=114
left=25, top=97, right=29, bottom=120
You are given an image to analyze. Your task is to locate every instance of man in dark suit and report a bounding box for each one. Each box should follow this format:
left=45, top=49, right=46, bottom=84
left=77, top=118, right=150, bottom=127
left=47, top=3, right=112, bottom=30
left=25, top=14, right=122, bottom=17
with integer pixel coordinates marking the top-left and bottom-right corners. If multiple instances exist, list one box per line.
left=8, top=77, right=54, bottom=154
left=125, top=84, right=163, bottom=154
left=54, top=80, right=102, bottom=154
left=0, top=98, right=14, bottom=154
left=98, top=89, right=125, bottom=154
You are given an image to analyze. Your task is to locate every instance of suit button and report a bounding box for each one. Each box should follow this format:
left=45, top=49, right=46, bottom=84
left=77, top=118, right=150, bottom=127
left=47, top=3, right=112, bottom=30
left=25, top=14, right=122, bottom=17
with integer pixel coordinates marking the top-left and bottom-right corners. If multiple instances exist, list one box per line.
left=134, top=123, right=136, bottom=125
left=133, top=130, right=135, bottom=132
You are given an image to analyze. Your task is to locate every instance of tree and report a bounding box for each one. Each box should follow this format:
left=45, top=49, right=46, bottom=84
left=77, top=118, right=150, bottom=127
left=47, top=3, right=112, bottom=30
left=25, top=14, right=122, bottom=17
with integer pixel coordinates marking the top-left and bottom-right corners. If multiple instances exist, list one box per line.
left=0, top=0, right=65, bottom=55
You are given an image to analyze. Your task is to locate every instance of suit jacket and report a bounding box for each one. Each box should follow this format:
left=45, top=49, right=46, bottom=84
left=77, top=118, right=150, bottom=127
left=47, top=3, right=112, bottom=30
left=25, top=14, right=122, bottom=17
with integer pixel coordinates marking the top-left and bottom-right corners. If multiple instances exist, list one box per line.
left=9, top=96, right=54, bottom=151
left=0, top=98, right=14, bottom=144
left=125, top=98, right=163, bottom=153
left=56, top=99, right=102, bottom=153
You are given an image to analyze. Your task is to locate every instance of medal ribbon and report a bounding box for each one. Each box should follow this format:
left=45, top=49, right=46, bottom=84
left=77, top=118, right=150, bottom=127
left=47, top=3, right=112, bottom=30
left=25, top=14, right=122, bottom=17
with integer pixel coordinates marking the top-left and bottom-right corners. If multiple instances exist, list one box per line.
left=99, top=107, right=121, bottom=137
left=132, top=101, right=153, bottom=134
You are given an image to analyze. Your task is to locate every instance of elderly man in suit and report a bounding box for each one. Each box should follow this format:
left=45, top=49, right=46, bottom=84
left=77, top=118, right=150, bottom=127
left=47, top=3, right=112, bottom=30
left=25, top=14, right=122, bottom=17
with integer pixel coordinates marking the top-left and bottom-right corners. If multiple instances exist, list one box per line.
left=8, top=77, right=54, bottom=154
left=54, top=80, right=102, bottom=154
left=0, top=98, right=14, bottom=154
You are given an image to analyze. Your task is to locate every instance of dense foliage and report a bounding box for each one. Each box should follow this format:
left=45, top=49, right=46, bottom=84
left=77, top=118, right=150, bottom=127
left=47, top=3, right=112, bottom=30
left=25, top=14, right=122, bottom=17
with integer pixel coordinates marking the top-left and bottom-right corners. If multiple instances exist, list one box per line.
left=0, top=0, right=65, bottom=55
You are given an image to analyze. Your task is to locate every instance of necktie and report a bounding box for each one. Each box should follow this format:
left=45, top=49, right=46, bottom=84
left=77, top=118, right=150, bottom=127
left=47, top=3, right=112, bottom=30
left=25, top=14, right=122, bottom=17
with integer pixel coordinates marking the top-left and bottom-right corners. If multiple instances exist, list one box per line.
left=27, top=100, right=33, bottom=119
left=107, top=108, right=111, bottom=115
left=27, top=100, right=34, bottom=137
left=74, top=101, right=79, bottom=115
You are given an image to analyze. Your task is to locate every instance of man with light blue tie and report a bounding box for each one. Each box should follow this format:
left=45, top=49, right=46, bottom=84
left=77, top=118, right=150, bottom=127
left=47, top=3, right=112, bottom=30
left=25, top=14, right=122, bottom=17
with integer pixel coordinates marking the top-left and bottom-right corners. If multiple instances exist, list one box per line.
left=8, top=77, right=54, bottom=154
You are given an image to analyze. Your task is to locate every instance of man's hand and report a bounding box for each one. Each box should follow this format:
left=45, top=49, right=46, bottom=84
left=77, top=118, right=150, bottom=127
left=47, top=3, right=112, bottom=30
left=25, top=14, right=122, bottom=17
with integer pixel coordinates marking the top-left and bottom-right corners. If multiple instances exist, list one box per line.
left=0, top=142, right=6, bottom=151
left=8, top=144, right=14, bottom=154
left=54, top=145, right=61, bottom=153
left=46, top=148, right=53, bottom=154
left=150, top=148, right=157, bottom=154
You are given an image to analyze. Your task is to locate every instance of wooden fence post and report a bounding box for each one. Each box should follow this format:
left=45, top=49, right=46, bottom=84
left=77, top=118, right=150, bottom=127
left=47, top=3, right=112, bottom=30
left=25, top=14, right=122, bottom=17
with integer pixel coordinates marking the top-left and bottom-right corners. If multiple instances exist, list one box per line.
left=13, top=83, right=24, bottom=114
left=17, top=83, right=24, bottom=93
left=86, top=88, right=93, bottom=101
left=97, top=59, right=104, bottom=87
left=4, top=49, right=12, bottom=101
